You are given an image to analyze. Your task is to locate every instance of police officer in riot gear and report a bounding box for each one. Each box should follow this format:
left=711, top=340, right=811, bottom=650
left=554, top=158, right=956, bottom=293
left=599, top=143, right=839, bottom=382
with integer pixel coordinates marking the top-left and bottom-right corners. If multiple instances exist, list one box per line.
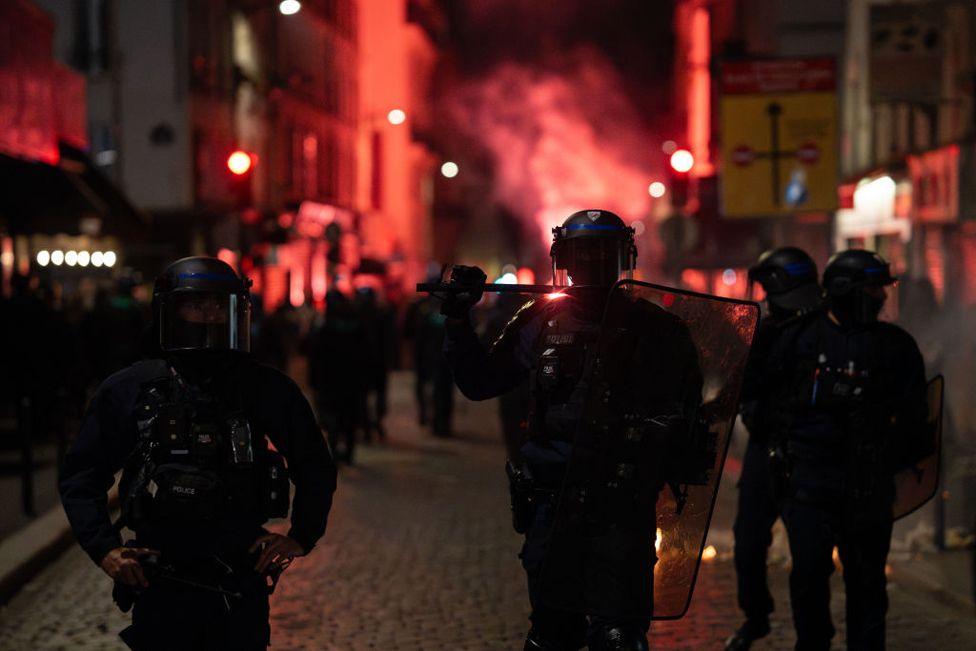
left=59, top=257, right=338, bottom=650
left=443, top=210, right=705, bottom=651
left=762, top=250, right=929, bottom=650
left=726, top=247, right=823, bottom=651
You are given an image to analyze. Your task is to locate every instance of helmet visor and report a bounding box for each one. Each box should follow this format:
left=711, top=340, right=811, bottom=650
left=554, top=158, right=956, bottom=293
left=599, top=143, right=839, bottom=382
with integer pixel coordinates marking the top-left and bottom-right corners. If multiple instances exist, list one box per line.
left=552, top=238, right=633, bottom=287
left=158, top=291, right=250, bottom=352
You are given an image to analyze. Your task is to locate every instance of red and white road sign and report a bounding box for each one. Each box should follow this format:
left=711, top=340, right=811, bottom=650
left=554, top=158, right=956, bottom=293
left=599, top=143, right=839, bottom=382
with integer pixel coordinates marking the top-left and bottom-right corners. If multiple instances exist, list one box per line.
left=732, top=145, right=755, bottom=166
left=796, top=141, right=820, bottom=165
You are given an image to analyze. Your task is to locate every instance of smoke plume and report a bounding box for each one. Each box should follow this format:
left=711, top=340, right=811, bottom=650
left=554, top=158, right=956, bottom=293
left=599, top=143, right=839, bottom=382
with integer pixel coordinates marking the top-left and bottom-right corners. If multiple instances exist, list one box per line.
left=446, top=47, right=661, bottom=250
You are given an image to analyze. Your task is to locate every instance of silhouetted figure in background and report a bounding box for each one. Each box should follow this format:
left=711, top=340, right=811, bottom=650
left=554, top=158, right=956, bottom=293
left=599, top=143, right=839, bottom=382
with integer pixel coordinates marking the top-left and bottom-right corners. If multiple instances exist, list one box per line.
left=0, top=275, right=56, bottom=515
left=355, top=285, right=396, bottom=442
left=253, top=303, right=300, bottom=373
left=309, top=290, right=369, bottom=463
left=405, top=289, right=454, bottom=438
left=82, top=279, right=147, bottom=385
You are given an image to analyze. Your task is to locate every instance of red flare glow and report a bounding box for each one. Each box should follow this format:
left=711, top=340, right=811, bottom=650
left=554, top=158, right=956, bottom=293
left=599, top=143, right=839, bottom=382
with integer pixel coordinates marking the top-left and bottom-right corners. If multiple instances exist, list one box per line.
left=447, top=50, right=660, bottom=252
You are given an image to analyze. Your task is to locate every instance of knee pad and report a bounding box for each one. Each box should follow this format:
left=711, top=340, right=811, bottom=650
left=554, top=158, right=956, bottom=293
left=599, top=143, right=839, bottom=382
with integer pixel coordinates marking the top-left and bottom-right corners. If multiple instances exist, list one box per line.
left=588, top=625, right=649, bottom=651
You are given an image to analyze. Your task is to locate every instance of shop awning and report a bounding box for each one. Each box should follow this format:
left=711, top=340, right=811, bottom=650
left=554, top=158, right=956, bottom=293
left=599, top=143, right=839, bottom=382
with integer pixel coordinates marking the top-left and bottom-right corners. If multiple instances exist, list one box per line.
left=0, top=144, right=148, bottom=238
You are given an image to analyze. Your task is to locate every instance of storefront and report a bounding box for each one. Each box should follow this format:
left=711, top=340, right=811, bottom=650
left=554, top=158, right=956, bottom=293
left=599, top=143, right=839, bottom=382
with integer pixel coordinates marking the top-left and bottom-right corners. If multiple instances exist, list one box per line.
left=0, top=143, right=149, bottom=298
left=835, top=141, right=976, bottom=313
left=235, top=200, right=360, bottom=313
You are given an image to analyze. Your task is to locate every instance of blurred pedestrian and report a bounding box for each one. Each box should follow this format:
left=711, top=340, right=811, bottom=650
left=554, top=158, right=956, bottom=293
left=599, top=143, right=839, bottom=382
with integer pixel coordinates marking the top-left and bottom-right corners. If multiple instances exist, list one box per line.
left=81, top=278, right=147, bottom=385
left=355, top=281, right=396, bottom=442
left=405, top=285, right=454, bottom=438
left=309, top=289, right=369, bottom=463
left=253, top=303, right=300, bottom=373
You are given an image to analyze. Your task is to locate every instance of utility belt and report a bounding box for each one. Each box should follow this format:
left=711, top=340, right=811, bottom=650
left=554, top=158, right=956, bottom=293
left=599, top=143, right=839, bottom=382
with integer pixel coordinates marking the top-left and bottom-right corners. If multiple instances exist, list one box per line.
left=112, top=540, right=284, bottom=614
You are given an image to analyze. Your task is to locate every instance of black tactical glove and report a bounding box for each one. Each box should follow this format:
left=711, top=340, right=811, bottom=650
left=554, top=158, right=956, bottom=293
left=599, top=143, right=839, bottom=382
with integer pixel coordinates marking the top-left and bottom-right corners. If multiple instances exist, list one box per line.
left=440, top=265, right=487, bottom=318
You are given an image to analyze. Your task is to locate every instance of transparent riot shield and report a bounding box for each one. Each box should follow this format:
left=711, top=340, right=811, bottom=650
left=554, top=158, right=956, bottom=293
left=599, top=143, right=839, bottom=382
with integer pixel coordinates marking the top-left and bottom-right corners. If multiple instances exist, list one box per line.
left=892, top=375, right=944, bottom=520
left=537, top=280, right=759, bottom=621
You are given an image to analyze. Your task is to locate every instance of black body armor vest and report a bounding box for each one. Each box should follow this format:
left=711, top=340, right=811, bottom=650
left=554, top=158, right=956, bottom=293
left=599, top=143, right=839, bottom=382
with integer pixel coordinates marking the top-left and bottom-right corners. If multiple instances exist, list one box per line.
left=528, top=300, right=602, bottom=444
left=119, top=363, right=289, bottom=538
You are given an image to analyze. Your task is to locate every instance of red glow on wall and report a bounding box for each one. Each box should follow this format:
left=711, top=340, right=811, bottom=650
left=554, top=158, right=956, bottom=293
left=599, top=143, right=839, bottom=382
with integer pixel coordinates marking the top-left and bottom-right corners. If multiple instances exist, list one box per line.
left=216, top=248, right=238, bottom=271
left=517, top=267, right=536, bottom=285
left=681, top=268, right=709, bottom=294
left=924, top=228, right=946, bottom=303
left=688, top=7, right=712, bottom=177
left=311, top=244, right=328, bottom=306
left=959, top=228, right=976, bottom=306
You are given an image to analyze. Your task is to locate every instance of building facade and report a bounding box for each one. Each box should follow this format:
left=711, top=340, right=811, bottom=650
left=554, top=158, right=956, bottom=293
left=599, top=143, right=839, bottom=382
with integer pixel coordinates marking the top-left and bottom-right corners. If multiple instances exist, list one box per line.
left=0, top=0, right=140, bottom=298
left=37, top=0, right=440, bottom=308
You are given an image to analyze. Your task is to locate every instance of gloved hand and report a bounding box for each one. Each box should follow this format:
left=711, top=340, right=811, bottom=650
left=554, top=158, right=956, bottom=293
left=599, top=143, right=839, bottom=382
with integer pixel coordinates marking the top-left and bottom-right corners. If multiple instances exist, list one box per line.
left=441, top=265, right=487, bottom=318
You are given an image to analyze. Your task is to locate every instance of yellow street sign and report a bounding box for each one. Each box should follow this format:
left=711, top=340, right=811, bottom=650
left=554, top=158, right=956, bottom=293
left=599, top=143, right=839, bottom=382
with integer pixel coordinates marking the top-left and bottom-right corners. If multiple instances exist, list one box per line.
left=719, top=59, right=838, bottom=217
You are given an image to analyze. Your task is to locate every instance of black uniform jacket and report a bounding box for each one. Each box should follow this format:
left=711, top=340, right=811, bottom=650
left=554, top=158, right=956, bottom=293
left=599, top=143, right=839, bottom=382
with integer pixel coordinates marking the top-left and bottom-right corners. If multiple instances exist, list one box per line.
left=762, top=311, right=927, bottom=508
left=59, top=356, right=337, bottom=565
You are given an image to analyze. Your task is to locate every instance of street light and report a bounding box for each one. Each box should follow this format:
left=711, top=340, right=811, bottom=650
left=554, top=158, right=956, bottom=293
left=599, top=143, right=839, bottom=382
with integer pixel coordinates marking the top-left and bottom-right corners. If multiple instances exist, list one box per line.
left=387, top=108, right=406, bottom=125
left=103, top=251, right=117, bottom=268
left=65, top=250, right=78, bottom=267
left=278, top=0, right=301, bottom=16
left=441, top=161, right=459, bottom=178
left=36, top=250, right=50, bottom=266
left=51, top=250, right=64, bottom=266
left=669, top=149, right=695, bottom=174
left=648, top=181, right=666, bottom=198
left=78, top=250, right=91, bottom=267
left=91, top=251, right=104, bottom=267
left=227, top=150, right=254, bottom=176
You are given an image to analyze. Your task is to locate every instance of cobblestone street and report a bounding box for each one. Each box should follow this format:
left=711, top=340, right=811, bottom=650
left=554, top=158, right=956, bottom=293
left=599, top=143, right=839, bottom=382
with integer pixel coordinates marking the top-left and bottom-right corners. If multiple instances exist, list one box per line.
left=1, top=373, right=974, bottom=650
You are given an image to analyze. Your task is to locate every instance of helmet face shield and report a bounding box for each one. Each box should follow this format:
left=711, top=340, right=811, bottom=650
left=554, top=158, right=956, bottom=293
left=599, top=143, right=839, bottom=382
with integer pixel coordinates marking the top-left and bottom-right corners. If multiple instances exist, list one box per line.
left=552, top=237, right=634, bottom=287
left=158, top=290, right=250, bottom=352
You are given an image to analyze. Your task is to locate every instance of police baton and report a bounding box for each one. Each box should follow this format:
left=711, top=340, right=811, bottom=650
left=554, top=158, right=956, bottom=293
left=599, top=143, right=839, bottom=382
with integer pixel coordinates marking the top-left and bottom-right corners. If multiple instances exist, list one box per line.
left=416, top=282, right=569, bottom=295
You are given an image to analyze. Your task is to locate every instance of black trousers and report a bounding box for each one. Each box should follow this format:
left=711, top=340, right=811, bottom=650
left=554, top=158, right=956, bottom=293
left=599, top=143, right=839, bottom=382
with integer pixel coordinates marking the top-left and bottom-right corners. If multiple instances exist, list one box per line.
left=732, top=439, right=779, bottom=622
left=783, top=499, right=892, bottom=651
left=521, top=499, right=649, bottom=649
left=120, top=573, right=270, bottom=650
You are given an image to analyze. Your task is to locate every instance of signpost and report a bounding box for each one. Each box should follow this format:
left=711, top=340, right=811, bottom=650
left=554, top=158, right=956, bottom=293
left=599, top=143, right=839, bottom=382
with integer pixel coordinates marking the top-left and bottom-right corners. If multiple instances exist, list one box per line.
left=719, top=58, right=838, bottom=217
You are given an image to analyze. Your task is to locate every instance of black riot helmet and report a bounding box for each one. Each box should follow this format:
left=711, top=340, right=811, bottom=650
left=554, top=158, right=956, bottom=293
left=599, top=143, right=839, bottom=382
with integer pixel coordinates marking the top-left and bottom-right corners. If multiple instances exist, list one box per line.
left=550, top=209, right=636, bottom=287
left=153, top=257, right=252, bottom=353
left=748, top=247, right=823, bottom=317
left=822, top=249, right=897, bottom=325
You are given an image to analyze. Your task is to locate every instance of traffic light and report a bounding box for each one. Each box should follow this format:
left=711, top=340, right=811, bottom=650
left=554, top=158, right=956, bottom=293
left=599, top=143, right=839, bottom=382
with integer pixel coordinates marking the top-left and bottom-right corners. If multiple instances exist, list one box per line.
left=227, top=150, right=256, bottom=209
left=668, top=148, right=694, bottom=210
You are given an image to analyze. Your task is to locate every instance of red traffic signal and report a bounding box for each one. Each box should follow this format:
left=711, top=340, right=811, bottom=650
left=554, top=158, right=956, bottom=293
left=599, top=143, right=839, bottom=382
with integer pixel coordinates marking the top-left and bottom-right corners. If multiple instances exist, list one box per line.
left=669, top=148, right=694, bottom=174
left=227, top=150, right=255, bottom=176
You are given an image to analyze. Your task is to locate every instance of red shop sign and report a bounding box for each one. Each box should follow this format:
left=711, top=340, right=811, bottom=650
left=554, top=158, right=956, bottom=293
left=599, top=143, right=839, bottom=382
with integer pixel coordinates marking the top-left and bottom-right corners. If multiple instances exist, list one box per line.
left=907, top=145, right=959, bottom=223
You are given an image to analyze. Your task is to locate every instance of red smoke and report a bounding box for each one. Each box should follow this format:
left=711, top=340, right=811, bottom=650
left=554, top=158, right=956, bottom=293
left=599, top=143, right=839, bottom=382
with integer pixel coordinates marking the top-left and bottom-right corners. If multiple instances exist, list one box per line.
left=447, top=48, right=661, bottom=253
